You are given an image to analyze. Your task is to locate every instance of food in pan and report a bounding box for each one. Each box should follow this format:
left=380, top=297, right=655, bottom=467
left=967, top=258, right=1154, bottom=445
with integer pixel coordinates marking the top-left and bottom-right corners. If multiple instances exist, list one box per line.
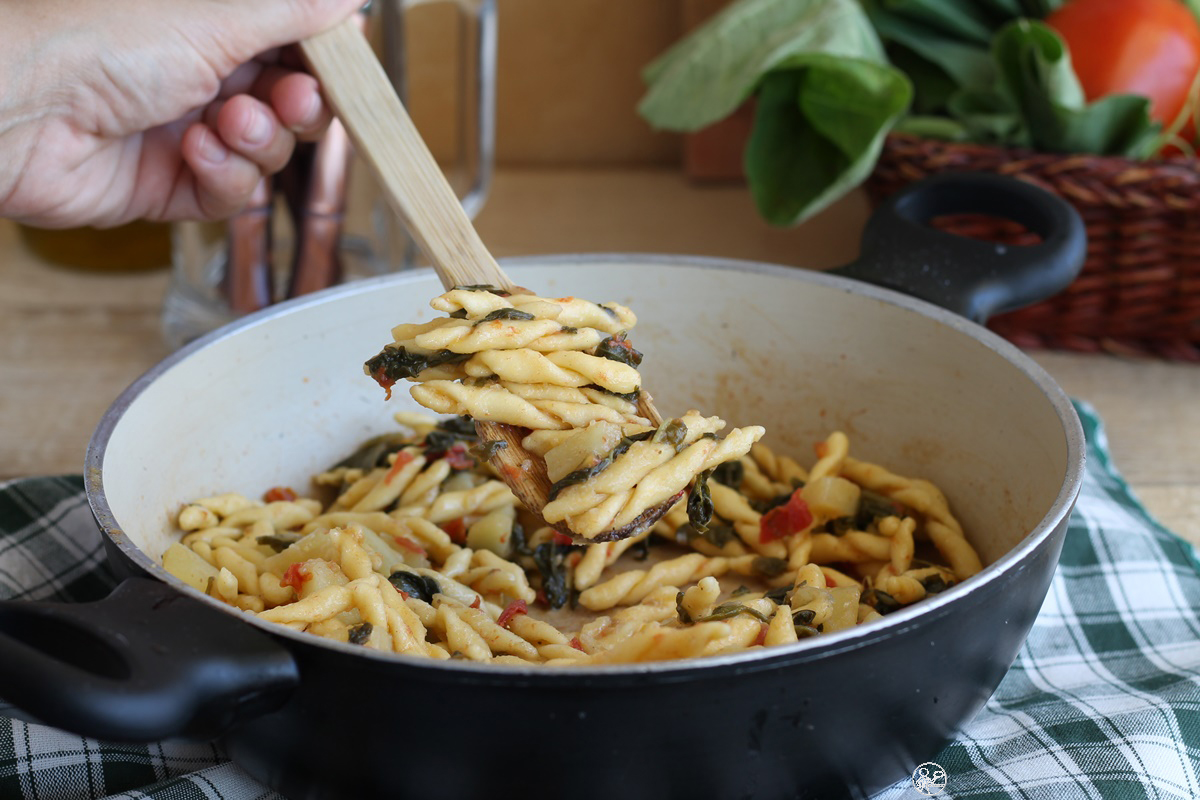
left=161, top=288, right=983, bottom=664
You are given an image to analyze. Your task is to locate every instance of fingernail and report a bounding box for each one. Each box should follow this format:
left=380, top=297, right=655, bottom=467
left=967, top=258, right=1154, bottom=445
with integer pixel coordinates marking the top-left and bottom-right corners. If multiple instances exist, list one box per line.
left=198, top=129, right=228, bottom=164
left=296, top=94, right=322, bottom=132
left=243, top=108, right=273, bottom=146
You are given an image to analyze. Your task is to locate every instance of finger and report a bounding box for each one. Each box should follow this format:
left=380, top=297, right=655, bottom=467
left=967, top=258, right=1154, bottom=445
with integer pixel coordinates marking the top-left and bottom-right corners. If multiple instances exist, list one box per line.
left=221, top=0, right=365, bottom=52
left=180, top=122, right=270, bottom=219
left=230, top=64, right=333, bottom=141
left=213, top=95, right=297, bottom=175
left=215, top=60, right=268, bottom=101
left=269, top=71, right=333, bottom=140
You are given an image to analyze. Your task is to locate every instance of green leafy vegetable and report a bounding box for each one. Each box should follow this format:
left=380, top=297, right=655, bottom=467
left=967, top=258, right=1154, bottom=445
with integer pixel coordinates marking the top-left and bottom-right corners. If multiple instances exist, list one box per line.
left=861, top=588, right=902, bottom=614
left=752, top=556, right=789, bottom=579
left=640, top=0, right=891, bottom=129
left=364, top=346, right=470, bottom=385
left=638, top=0, right=1166, bottom=230
left=676, top=590, right=693, bottom=625
left=257, top=533, right=302, bottom=553
left=331, top=432, right=411, bottom=470
left=469, top=439, right=508, bottom=462
left=711, top=459, right=744, bottom=488
left=696, top=602, right=772, bottom=624
left=452, top=284, right=510, bottom=296
left=745, top=59, right=912, bottom=224
left=983, top=19, right=1159, bottom=156
left=639, top=0, right=910, bottom=224
left=594, top=333, right=643, bottom=368
left=920, top=573, right=952, bottom=593
left=532, top=542, right=574, bottom=609
left=477, top=308, right=535, bottom=324
left=388, top=570, right=441, bottom=603
left=681, top=521, right=739, bottom=550
left=347, top=622, right=373, bottom=645
left=686, top=470, right=715, bottom=532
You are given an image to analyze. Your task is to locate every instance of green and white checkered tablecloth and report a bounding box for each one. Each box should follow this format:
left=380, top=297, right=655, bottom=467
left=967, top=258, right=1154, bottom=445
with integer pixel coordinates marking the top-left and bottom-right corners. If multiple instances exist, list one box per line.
left=1, top=402, right=1198, bottom=800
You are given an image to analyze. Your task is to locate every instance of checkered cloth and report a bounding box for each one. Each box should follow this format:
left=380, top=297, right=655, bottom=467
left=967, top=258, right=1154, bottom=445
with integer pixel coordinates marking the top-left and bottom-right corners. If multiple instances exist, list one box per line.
left=1, top=402, right=1197, bottom=799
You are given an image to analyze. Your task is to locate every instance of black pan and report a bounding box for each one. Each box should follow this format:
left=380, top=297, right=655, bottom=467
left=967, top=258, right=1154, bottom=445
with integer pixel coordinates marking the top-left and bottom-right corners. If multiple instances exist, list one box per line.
left=0, top=173, right=1087, bottom=799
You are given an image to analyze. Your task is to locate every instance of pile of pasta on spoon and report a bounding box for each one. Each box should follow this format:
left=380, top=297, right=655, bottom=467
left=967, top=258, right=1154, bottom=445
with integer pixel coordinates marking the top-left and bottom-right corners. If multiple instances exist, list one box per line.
left=364, top=284, right=765, bottom=543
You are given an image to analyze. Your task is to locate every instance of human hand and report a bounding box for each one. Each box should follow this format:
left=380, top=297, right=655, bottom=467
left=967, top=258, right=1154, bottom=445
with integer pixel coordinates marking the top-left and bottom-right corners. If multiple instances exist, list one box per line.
left=0, top=0, right=362, bottom=228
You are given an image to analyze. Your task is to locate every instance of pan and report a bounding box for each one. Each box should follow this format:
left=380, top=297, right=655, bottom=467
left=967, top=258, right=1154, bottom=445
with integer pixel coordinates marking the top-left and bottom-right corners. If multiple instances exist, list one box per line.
left=0, top=173, right=1088, bottom=799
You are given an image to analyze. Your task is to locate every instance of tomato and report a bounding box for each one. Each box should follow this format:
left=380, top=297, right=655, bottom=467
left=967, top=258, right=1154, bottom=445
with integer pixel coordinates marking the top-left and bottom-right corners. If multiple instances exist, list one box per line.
left=263, top=486, right=297, bottom=503
left=497, top=599, right=528, bottom=628
left=280, top=562, right=310, bottom=592
left=441, top=518, right=467, bottom=544
left=759, top=488, right=813, bottom=543
left=392, top=535, right=425, bottom=555
left=383, top=450, right=415, bottom=484
left=1046, top=0, right=1200, bottom=139
left=443, top=443, right=475, bottom=470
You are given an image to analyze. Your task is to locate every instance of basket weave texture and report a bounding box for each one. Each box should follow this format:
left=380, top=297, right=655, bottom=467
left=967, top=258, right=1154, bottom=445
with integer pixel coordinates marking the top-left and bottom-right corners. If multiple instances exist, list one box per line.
left=866, top=133, right=1200, bottom=361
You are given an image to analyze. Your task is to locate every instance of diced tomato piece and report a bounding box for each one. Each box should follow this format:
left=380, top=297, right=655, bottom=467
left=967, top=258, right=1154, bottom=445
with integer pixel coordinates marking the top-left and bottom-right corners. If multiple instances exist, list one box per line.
left=759, top=488, right=813, bottom=543
left=392, top=535, right=425, bottom=555
left=263, top=486, right=297, bottom=503
left=371, top=370, right=397, bottom=401
left=280, top=562, right=310, bottom=592
left=754, top=623, right=768, bottom=647
left=442, top=518, right=467, bottom=544
left=383, top=450, right=415, bottom=484
left=497, top=599, right=528, bottom=628
left=444, top=443, right=474, bottom=470
left=569, top=636, right=584, bottom=651
left=550, top=531, right=574, bottom=546
left=470, top=595, right=482, bottom=609
left=823, top=571, right=837, bottom=588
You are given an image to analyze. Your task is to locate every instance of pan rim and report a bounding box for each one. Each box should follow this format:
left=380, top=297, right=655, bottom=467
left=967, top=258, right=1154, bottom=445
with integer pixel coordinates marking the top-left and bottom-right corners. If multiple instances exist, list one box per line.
left=85, top=252, right=1086, bottom=678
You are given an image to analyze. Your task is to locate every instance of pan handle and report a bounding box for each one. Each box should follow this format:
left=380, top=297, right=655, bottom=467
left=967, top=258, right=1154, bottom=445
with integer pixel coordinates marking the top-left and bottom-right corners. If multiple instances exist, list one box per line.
left=830, top=172, right=1088, bottom=323
left=0, top=577, right=298, bottom=742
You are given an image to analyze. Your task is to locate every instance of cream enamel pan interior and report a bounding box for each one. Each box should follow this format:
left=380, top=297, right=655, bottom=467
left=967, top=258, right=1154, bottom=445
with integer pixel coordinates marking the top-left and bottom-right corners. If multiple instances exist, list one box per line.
left=88, top=254, right=1084, bottom=666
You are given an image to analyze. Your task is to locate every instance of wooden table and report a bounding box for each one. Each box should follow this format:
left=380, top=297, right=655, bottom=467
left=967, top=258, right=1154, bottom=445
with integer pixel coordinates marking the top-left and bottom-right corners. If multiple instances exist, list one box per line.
left=3, top=168, right=1198, bottom=546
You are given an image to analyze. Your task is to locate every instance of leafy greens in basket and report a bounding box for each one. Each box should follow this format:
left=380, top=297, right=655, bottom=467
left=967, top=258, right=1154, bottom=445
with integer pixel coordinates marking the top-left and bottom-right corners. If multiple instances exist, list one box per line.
left=638, top=0, right=1181, bottom=226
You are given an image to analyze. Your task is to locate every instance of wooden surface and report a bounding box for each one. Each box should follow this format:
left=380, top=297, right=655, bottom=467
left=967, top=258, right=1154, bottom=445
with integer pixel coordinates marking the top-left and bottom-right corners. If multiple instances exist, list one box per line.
left=2, top=168, right=1198, bottom=547
left=403, top=0, right=684, bottom=166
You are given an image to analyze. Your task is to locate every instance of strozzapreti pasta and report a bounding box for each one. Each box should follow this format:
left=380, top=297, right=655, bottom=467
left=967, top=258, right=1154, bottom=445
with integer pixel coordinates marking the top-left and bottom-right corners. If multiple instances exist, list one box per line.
left=162, top=414, right=981, bottom=665
left=160, top=288, right=984, bottom=665
left=363, top=286, right=766, bottom=541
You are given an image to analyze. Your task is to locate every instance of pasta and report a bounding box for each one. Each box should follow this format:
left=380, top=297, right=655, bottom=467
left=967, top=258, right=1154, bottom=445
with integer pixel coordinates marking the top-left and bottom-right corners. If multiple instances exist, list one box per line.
left=160, top=287, right=984, bottom=665
left=162, top=413, right=984, bottom=666
left=363, top=286, right=766, bottom=540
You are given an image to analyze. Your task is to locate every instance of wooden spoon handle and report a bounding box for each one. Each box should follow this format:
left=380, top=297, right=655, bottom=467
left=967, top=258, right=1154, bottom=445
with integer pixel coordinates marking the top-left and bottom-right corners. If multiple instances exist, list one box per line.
left=299, top=20, right=513, bottom=292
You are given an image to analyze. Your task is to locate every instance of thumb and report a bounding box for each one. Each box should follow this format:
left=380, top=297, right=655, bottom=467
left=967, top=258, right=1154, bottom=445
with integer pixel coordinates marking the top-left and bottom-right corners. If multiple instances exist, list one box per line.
left=210, top=0, right=365, bottom=58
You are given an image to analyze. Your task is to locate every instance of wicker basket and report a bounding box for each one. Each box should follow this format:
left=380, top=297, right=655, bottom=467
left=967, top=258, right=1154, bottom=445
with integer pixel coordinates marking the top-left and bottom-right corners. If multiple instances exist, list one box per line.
left=865, top=133, right=1200, bottom=361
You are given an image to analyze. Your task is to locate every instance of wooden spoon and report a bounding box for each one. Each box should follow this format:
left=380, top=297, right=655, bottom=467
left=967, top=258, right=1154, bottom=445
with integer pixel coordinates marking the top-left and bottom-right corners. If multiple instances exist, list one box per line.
left=299, top=21, right=669, bottom=542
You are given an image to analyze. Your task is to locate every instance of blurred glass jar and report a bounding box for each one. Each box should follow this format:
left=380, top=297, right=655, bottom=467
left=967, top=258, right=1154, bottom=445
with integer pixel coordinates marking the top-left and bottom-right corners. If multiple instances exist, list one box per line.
left=19, top=221, right=172, bottom=272
left=163, top=0, right=496, bottom=349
